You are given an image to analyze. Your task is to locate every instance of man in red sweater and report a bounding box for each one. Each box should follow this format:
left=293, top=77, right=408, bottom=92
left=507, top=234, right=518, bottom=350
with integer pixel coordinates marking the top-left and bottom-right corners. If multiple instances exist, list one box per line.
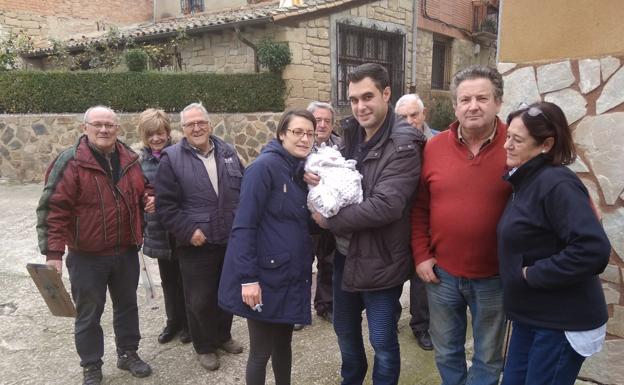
left=411, top=65, right=511, bottom=385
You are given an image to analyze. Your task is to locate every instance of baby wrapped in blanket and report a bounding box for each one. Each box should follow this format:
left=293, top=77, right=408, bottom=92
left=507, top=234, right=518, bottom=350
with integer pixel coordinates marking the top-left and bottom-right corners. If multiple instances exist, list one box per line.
left=304, top=144, right=363, bottom=218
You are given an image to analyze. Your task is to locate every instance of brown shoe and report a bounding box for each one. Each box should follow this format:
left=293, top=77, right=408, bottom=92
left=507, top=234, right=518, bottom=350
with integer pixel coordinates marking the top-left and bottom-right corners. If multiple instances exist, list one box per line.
left=197, top=353, right=220, bottom=371
left=219, top=338, right=243, bottom=354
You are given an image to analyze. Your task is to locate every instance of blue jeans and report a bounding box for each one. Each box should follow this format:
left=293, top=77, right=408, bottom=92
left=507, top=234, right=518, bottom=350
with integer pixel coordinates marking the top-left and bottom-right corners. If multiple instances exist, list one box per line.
left=501, top=321, right=585, bottom=385
left=426, top=265, right=505, bottom=385
left=333, top=251, right=402, bottom=385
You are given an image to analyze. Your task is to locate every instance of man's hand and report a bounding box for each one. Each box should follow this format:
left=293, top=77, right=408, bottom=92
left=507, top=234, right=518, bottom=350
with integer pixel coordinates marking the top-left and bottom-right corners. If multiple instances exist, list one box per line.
left=46, top=259, right=63, bottom=277
left=304, top=172, right=321, bottom=186
left=241, top=283, right=262, bottom=309
left=144, top=195, right=156, bottom=213
left=311, top=211, right=329, bottom=229
left=416, top=258, right=439, bottom=283
left=190, top=228, right=206, bottom=247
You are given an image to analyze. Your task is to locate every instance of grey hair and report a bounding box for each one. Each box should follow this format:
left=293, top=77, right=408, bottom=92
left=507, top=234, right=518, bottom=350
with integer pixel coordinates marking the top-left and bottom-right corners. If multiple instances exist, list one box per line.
left=306, top=101, right=335, bottom=122
left=395, top=94, right=425, bottom=112
left=83, top=105, right=117, bottom=123
left=180, top=102, right=209, bottom=125
left=450, top=65, right=504, bottom=106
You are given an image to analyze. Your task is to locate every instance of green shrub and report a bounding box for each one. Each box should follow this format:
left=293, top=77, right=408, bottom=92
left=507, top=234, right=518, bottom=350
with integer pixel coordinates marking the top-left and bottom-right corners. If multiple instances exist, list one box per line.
left=125, top=48, right=149, bottom=72
left=0, top=71, right=285, bottom=113
left=428, top=96, right=456, bottom=131
left=257, top=38, right=292, bottom=73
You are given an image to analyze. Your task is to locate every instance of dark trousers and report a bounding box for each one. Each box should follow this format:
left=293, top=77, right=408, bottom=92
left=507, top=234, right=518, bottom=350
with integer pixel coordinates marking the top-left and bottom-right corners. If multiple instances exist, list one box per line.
left=313, top=230, right=335, bottom=315
left=177, top=244, right=232, bottom=354
left=501, top=321, right=585, bottom=385
left=157, top=257, right=187, bottom=331
left=246, top=318, right=294, bottom=385
left=66, top=249, right=141, bottom=367
left=395, top=275, right=430, bottom=333
left=408, top=275, right=430, bottom=332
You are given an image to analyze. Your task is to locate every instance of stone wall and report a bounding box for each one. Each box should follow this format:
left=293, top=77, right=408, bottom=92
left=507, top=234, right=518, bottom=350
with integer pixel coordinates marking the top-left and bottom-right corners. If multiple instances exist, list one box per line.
left=498, top=55, right=624, bottom=337
left=0, top=112, right=281, bottom=182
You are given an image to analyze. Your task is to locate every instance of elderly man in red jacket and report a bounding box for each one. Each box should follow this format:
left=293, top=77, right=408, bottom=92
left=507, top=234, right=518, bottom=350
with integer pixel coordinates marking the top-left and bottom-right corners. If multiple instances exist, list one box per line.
left=37, top=105, right=152, bottom=385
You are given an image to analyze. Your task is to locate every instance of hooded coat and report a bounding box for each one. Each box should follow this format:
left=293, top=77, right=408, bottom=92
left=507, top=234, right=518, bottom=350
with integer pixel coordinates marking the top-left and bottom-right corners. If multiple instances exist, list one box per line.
left=218, top=139, right=314, bottom=325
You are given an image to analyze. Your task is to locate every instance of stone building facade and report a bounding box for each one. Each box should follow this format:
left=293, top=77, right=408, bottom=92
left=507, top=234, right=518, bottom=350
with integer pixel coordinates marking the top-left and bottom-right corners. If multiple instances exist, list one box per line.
left=16, top=0, right=493, bottom=117
left=498, top=56, right=624, bottom=340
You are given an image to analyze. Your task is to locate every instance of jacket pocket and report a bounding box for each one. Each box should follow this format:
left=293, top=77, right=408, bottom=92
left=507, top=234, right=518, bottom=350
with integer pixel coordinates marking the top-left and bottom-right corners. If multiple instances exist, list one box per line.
left=258, top=252, right=291, bottom=289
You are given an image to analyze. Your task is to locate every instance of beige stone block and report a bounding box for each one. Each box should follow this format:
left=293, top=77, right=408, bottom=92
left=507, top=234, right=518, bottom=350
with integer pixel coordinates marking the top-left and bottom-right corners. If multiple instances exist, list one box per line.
left=303, top=80, right=317, bottom=88
left=212, top=46, right=226, bottom=57
left=603, top=283, right=620, bottom=305
left=303, top=88, right=319, bottom=100
left=319, top=91, right=330, bottom=102
left=607, top=305, right=624, bottom=338
left=302, top=59, right=314, bottom=66
left=306, top=37, right=323, bottom=47
left=290, top=43, right=303, bottom=63
left=287, top=79, right=304, bottom=98
left=318, top=28, right=329, bottom=40
left=306, top=28, right=317, bottom=38
left=277, top=28, right=306, bottom=44
left=601, top=264, right=622, bottom=284
left=282, top=64, right=314, bottom=80
left=311, top=46, right=330, bottom=57
left=399, top=0, right=413, bottom=10
left=319, top=56, right=330, bottom=65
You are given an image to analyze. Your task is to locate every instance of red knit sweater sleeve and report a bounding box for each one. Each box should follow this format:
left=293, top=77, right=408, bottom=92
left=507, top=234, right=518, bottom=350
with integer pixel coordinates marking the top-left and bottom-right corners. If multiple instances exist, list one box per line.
left=410, top=161, right=434, bottom=267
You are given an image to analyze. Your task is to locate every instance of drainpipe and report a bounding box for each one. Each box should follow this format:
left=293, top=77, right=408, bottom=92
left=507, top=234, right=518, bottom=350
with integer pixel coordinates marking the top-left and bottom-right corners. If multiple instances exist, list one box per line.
left=410, top=0, right=419, bottom=93
left=235, top=25, right=259, bottom=73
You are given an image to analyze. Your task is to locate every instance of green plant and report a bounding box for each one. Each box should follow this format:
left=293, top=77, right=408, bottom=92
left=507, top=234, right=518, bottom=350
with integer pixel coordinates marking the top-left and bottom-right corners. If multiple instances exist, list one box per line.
left=0, top=71, right=286, bottom=113
left=428, top=96, right=455, bottom=131
left=125, top=48, right=148, bottom=71
left=0, top=32, right=33, bottom=71
left=257, top=38, right=292, bottom=73
left=480, top=18, right=497, bottom=34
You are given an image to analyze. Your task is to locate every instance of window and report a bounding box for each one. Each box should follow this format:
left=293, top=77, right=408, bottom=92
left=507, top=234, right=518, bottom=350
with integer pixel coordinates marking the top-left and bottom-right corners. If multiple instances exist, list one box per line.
left=431, top=34, right=452, bottom=90
left=181, top=0, right=204, bottom=14
left=336, top=24, right=405, bottom=105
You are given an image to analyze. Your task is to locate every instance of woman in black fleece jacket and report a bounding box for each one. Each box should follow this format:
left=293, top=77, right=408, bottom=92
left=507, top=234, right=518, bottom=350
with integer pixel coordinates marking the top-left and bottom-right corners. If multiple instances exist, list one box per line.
left=497, top=102, right=611, bottom=385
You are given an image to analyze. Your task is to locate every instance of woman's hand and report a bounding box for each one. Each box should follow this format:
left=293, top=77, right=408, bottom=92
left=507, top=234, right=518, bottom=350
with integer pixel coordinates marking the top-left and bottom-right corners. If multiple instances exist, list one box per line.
left=242, top=283, right=262, bottom=309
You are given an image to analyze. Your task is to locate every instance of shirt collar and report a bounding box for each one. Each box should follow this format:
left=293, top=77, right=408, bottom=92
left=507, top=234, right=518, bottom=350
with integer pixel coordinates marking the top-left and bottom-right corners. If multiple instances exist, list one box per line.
left=457, top=120, right=497, bottom=146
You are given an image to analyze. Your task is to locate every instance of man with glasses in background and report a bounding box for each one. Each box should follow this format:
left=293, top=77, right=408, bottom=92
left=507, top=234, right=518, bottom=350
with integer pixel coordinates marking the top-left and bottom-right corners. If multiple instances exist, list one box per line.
left=37, top=105, right=153, bottom=385
left=155, top=102, right=245, bottom=371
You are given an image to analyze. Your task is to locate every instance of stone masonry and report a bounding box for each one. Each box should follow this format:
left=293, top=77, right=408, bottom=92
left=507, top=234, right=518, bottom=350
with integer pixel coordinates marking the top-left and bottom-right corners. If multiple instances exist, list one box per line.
left=0, top=112, right=281, bottom=182
left=498, top=55, right=624, bottom=338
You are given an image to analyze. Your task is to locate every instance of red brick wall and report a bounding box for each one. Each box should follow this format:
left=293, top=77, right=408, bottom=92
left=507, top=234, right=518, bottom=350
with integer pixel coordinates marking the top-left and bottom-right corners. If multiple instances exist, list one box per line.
left=418, top=0, right=474, bottom=40
left=0, top=0, right=153, bottom=25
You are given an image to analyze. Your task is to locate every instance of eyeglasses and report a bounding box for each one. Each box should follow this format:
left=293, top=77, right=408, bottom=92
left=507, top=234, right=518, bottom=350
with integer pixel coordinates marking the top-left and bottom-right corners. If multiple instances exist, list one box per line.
left=286, top=128, right=316, bottom=139
left=86, top=122, right=118, bottom=131
left=182, top=121, right=210, bottom=129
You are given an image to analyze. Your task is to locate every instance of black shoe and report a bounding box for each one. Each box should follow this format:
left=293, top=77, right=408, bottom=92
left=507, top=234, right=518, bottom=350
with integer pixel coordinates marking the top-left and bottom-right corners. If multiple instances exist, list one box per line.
left=158, top=325, right=179, bottom=344
left=117, top=351, right=152, bottom=378
left=293, top=324, right=305, bottom=331
left=83, top=364, right=102, bottom=385
left=179, top=329, right=192, bottom=344
left=318, top=310, right=333, bottom=323
left=413, top=330, right=434, bottom=351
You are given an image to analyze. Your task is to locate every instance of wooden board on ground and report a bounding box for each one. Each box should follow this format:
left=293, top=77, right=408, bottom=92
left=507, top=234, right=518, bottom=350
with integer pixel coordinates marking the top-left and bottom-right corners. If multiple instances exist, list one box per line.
left=26, top=263, right=76, bottom=317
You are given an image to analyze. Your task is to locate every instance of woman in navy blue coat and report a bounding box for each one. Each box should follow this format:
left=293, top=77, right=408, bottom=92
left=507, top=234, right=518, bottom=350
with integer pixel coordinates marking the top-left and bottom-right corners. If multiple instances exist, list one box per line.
left=497, top=102, right=611, bottom=385
left=218, top=109, right=316, bottom=385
